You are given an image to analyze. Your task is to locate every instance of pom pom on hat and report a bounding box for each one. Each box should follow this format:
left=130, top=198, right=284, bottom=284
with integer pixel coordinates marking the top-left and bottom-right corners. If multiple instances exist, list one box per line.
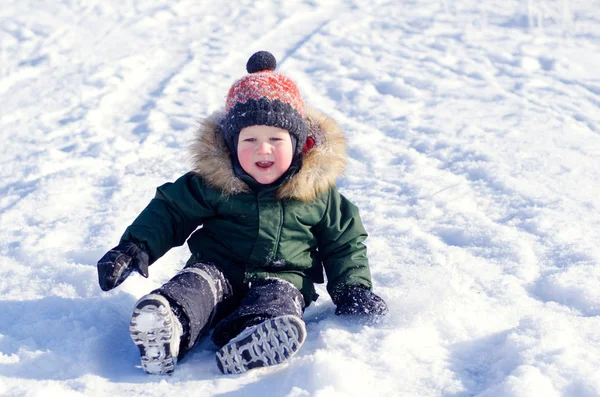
left=246, top=51, right=277, bottom=73
left=221, top=51, right=308, bottom=158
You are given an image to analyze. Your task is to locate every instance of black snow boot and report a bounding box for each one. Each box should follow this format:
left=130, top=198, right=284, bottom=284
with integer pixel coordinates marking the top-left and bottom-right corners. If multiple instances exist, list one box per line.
left=129, top=293, right=183, bottom=375
left=216, top=314, right=306, bottom=374
left=213, top=278, right=307, bottom=374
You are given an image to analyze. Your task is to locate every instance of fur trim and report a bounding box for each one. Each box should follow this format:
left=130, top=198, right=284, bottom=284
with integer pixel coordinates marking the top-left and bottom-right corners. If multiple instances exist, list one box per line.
left=189, top=113, right=250, bottom=195
left=189, top=107, right=347, bottom=202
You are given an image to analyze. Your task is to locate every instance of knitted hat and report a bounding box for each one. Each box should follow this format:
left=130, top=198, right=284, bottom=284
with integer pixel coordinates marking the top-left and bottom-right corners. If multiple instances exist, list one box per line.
left=221, top=51, right=308, bottom=157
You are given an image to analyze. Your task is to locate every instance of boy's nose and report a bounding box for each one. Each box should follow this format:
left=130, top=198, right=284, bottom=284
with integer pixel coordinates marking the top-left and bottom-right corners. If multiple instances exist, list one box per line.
left=256, top=142, right=272, bottom=153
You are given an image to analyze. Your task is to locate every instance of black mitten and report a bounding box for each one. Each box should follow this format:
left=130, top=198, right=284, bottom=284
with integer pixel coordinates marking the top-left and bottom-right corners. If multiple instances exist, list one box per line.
left=97, top=242, right=150, bottom=291
left=333, top=285, right=388, bottom=316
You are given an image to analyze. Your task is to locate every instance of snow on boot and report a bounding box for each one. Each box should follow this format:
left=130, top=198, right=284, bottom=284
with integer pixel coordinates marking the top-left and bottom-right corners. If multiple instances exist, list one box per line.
left=215, top=314, right=306, bottom=375
left=129, top=293, right=182, bottom=375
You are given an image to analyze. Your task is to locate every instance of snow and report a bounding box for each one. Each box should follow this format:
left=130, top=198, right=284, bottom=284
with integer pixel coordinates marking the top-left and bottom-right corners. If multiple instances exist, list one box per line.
left=1, top=0, right=599, bottom=395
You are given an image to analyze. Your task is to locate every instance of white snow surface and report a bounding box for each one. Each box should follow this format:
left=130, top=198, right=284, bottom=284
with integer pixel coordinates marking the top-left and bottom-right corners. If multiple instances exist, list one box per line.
left=1, top=0, right=600, bottom=396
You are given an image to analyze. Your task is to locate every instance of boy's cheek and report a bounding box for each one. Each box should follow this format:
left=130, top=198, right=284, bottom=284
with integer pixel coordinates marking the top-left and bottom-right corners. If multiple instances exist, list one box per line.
left=237, top=146, right=250, bottom=159
left=237, top=148, right=255, bottom=171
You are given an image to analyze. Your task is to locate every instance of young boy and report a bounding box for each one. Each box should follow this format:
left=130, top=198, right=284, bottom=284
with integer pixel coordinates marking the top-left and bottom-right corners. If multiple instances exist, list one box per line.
left=97, top=51, right=387, bottom=375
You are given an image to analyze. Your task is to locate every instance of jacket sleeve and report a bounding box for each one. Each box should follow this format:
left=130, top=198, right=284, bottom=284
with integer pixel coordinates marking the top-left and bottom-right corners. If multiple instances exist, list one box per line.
left=119, top=172, right=216, bottom=264
left=313, top=187, right=373, bottom=297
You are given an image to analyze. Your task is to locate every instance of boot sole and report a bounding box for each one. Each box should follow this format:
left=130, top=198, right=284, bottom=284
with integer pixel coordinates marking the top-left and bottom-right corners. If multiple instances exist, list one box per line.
left=216, top=315, right=306, bottom=375
left=129, top=294, right=177, bottom=375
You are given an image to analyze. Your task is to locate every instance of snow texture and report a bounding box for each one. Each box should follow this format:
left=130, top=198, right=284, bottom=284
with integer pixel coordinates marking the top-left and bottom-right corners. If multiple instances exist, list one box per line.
left=1, top=0, right=600, bottom=396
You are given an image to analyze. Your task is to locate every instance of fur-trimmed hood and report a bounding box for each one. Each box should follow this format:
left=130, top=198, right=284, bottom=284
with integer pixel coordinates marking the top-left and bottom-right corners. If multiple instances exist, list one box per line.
left=190, top=108, right=347, bottom=202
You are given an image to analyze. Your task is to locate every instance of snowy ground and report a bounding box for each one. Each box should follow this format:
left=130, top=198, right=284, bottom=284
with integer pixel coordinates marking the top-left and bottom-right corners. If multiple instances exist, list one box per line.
left=1, top=0, right=600, bottom=396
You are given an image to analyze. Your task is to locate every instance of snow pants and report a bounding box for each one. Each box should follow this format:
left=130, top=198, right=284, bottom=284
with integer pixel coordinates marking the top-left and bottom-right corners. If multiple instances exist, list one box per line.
left=152, top=261, right=305, bottom=357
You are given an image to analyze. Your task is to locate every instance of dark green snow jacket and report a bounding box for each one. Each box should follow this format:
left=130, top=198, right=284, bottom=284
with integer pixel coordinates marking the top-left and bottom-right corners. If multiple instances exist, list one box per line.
left=120, top=109, right=372, bottom=305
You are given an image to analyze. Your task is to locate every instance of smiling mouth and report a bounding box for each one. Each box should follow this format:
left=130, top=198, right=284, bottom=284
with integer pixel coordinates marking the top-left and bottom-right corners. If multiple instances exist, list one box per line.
left=256, top=161, right=274, bottom=169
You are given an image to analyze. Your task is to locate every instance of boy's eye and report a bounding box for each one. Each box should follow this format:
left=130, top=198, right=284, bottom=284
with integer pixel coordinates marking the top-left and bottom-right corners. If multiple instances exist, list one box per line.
left=270, top=137, right=282, bottom=141
left=244, top=138, right=256, bottom=142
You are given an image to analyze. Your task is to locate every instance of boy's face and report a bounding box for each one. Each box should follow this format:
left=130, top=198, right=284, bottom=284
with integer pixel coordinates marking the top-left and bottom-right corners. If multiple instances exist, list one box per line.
left=237, top=125, right=294, bottom=184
